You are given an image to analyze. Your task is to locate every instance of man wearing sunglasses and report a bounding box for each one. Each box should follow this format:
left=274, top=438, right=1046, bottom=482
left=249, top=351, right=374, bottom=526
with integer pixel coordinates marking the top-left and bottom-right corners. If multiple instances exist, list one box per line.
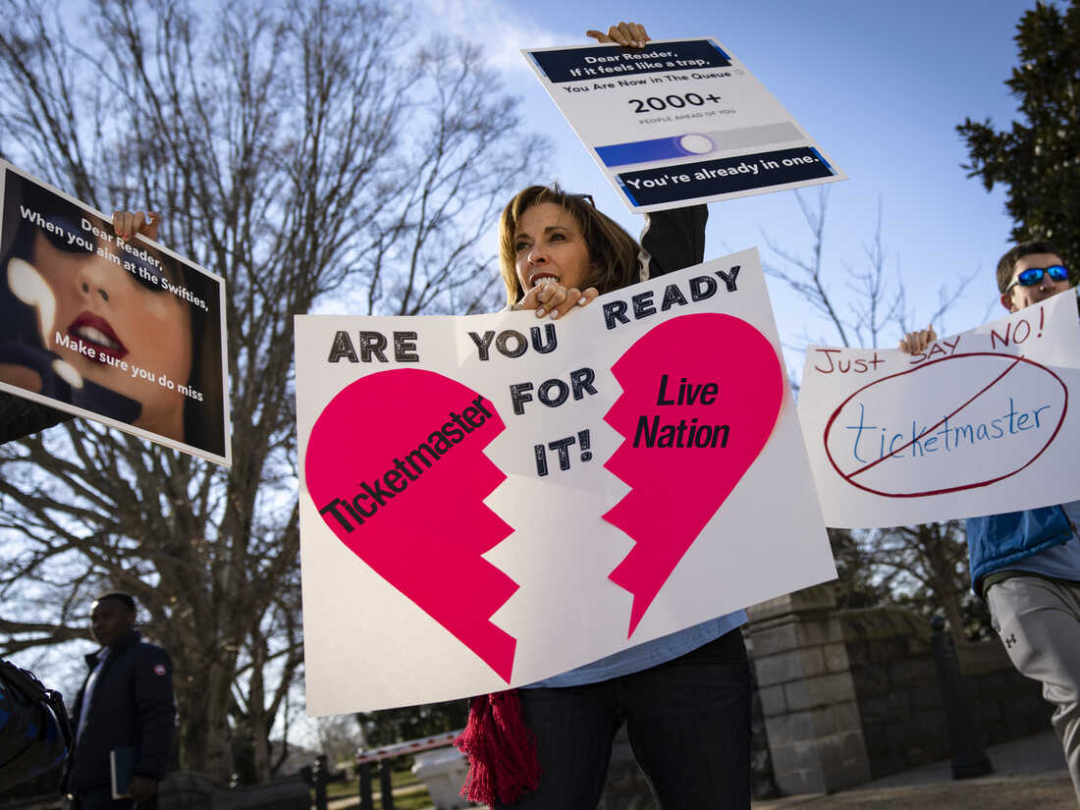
left=998, top=242, right=1073, bottom=313
left=901, top=240, right=1080, bottom=803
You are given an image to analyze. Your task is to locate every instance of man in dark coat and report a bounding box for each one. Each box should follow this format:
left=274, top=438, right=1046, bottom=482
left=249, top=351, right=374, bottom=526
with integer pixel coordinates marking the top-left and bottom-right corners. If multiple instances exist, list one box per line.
left=64, top=592, right=175, bottom=809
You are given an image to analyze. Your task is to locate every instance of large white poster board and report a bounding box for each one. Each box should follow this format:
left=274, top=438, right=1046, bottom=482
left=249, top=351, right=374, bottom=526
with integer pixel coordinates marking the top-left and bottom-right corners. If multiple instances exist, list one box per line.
left=522, top=38, right=847, bottom=213
left=296, top=250, right=835, bottom=714
left=0, top=161, right=230, bottom=464
left=799, top=291, right=1080, bottom=528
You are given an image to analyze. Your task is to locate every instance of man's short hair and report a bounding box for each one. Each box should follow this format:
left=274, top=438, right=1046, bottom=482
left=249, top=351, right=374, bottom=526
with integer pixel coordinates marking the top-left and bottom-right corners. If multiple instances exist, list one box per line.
left=94, top=591, right=136, bottom=613
left=997, top=240, right=1063, bottom=293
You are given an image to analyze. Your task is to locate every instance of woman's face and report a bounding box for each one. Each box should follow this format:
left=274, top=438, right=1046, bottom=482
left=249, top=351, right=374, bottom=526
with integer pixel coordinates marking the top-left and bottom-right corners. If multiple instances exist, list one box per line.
left=30, top=224, right=193, bottom=439
left=513, top=202, right=593, bottom=298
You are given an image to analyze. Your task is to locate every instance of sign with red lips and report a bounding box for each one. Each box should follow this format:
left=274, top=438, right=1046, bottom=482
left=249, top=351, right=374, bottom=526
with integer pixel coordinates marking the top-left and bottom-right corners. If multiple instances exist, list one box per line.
left=0, top=160, right=230, bottom=464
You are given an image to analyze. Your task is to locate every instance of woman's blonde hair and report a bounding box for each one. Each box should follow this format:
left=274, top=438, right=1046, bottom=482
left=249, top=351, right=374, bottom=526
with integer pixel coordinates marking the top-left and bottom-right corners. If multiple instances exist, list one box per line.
left=498, top=185, right=642, bottom=308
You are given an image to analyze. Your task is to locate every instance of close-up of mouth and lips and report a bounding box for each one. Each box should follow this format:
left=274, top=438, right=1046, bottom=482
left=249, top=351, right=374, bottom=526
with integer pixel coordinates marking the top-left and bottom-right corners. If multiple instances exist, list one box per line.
left=66, top=309, right=128, bottom=362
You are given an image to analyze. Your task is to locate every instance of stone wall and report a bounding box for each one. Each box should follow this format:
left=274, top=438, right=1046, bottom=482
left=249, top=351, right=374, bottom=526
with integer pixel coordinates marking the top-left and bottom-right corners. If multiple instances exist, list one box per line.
left=746, top=585, right=872, bottom=795
left=595, top=583, right=1050, bottom=806
left=960, top=640, right=1049, bottom=745
left=747, top=584, right=1048, bottom=794
left=841, top=605, right=1047, bottom=778
left=842, top=606, right=943, bottom=775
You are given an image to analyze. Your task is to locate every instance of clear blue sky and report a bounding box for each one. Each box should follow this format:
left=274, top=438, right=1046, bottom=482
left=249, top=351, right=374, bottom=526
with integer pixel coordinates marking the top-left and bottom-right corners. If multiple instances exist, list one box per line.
left=422, top=0, right=1043, bottom=372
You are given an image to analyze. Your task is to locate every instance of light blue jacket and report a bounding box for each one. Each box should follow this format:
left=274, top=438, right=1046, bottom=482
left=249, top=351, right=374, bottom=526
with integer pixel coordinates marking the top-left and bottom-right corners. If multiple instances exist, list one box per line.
left=965, top=505, right=1074, bottom=591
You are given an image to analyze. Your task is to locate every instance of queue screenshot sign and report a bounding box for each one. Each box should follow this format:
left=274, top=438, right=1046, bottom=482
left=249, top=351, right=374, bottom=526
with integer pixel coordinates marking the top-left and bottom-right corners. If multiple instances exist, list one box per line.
left=523, top=38, right=847, bottom=212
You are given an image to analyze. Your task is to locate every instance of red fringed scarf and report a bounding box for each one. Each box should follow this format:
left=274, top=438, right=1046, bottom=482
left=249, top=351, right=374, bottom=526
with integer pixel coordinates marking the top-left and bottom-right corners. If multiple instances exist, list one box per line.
left=453, top=689, right=541, bottom=806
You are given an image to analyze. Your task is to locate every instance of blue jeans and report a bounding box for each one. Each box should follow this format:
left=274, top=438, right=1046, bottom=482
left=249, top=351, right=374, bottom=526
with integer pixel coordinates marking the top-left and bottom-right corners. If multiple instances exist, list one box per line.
left=497, top=629, right=751, bottom=810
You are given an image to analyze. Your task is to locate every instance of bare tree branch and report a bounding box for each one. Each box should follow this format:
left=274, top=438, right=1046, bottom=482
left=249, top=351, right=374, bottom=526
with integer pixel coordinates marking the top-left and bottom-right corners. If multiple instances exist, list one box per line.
left=762, top=187, right=987, bottom=639
left=0, top=0, right=549, bottom=781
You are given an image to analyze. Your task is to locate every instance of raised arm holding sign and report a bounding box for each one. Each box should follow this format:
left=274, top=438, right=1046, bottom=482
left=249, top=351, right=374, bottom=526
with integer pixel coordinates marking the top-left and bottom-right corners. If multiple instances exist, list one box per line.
left=801, top=239, right=1080, bottom=801
left=915, top=242, right=1080, bottom=802
left=521, top=24, right=847, bottom=213
left=296, top=23, right=836, bottom=810
left=468, top=180, right=756, bottom=809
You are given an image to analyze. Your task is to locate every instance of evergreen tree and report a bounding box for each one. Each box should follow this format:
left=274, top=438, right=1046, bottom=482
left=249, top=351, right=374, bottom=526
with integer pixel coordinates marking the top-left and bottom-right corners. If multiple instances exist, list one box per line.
left=958, top=1, right=1080, bottom=274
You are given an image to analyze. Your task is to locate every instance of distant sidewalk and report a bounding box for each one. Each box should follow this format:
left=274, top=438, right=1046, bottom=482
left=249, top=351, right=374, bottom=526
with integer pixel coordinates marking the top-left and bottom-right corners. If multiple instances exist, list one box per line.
left=754, top=729, right=1075, bottom=810
left=753, top=773, right=1074, bottom=810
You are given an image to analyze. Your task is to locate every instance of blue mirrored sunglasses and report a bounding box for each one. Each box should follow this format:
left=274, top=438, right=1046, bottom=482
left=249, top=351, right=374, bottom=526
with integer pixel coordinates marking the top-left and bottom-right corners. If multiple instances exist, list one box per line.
left=1006, top=264, right=1069, bottom=293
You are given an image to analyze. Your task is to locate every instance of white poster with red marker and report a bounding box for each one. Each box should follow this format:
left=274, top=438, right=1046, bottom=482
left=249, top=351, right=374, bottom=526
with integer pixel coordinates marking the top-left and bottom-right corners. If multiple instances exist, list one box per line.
left=799, top=291, right=1080, bottom=529
left=296, top=249, right=835, bottom=715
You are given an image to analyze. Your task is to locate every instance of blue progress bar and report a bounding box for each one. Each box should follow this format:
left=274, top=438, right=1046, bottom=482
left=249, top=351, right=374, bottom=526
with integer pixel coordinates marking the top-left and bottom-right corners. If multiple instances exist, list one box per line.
left=596, top=135, right=712, bottom=167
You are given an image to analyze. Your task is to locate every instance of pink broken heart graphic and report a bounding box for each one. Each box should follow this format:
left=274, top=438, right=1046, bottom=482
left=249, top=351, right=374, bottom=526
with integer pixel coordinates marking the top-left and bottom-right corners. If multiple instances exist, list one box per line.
left=304, top=369, right=518, bottom=682
left=603, top=313, right=785, bottom=637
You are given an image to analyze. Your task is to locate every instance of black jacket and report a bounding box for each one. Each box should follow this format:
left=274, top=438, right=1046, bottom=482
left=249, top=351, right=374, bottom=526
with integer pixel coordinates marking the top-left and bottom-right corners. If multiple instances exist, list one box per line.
left=65, top=630, right=175, bottom=791
left=640, top=205, right=709, bottom=279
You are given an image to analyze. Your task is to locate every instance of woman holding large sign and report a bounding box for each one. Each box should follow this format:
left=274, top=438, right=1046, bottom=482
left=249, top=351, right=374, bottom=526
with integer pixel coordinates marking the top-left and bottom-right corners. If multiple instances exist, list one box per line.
left=455, top=23, right=752, bottom=810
